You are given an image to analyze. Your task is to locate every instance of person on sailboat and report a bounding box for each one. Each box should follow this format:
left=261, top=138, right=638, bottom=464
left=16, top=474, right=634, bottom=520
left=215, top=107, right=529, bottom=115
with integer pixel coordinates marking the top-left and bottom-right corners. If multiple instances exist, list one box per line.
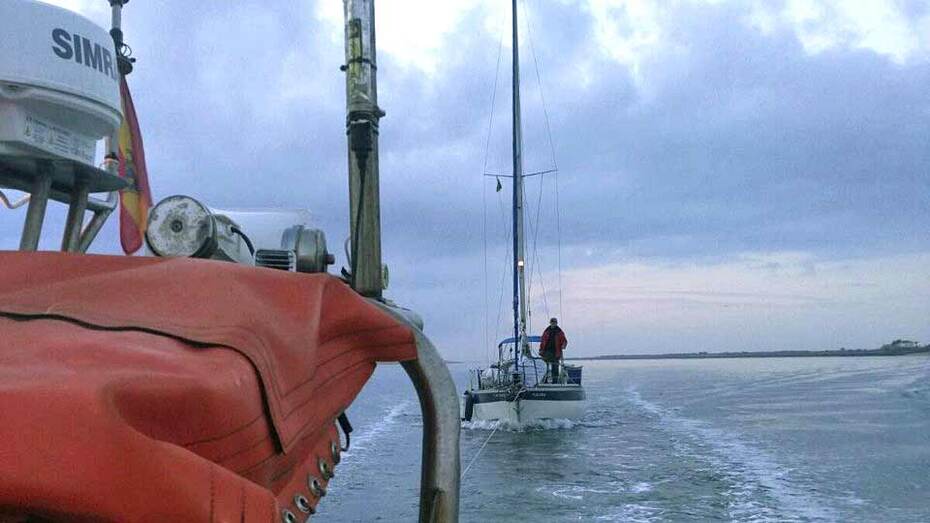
left=539, top=317, right=568, bottom=383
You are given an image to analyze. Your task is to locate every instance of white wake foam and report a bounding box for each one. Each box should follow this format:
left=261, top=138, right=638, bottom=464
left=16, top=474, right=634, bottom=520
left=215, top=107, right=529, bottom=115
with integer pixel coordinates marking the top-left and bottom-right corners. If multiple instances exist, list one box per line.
left=345, top=400, right=412, bottom=454
left=461, top=418, right=576, bottom=432
left=627, top=389, right=841, bottom=522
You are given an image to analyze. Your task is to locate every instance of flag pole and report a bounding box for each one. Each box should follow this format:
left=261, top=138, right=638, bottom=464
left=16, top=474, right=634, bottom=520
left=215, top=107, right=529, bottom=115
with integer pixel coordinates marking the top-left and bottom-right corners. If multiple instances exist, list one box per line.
left=108, top=0, right=133, bottom=75
left=74, top=0, right=130, bottom=251
left=106, top=0, right=151, bottom=255
left=73, top=1, right=131, bottom=251
left=106, top=0, right=128, bottom=163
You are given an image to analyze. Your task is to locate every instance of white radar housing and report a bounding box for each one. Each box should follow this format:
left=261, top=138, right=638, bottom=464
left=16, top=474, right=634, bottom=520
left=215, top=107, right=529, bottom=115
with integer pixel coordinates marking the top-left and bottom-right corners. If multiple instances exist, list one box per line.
left=0, top=0, right=122, bottom=167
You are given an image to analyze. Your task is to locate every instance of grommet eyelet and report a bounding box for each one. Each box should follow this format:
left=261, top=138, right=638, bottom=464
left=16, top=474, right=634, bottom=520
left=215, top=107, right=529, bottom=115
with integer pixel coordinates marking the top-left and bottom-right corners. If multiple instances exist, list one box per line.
left=308, top=475, right=326, bottom=498
left=331, top=441, right=341, bottom=465
left=319, top=458, right=333, bottom=479
left=281, top=509, right=297, bottom=523
left=294, top=494, right=313, bottom=514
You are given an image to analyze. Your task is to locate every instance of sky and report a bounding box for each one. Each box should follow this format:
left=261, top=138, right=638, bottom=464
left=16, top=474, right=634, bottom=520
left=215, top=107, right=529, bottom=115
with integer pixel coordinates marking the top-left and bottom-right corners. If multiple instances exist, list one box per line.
left=15, top=0, right=930, bottom=359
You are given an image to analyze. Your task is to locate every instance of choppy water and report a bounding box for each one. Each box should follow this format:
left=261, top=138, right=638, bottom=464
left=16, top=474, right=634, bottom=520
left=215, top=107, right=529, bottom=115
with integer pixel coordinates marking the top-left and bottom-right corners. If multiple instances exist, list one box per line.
left=317, top=356, right=930, bottom=522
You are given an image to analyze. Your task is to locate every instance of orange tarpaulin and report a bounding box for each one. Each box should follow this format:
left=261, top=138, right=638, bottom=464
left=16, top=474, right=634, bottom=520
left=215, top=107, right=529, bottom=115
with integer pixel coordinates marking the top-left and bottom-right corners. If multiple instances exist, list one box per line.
left=0, top=252, right=417, bottom=522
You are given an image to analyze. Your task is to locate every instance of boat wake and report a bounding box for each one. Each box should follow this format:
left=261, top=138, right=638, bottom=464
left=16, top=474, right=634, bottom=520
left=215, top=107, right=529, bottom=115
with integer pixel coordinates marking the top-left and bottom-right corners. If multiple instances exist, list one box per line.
left=626, top=388, right=847, bottom=522
left=461, top=418, right=576, bottom=432
left=345, top=400, right=412, bottom=455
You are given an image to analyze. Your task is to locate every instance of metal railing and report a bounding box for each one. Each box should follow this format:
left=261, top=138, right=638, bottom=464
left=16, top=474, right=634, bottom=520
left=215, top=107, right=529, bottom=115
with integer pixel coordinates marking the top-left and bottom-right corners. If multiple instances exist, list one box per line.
left=0, top=156, right=123, bottom=253
left=374, top=301, right=460, bottom=523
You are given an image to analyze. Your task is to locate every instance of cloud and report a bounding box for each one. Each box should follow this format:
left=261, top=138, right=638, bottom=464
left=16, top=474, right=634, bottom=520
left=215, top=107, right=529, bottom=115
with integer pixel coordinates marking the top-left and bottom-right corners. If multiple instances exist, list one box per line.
left=555, top=251, right=930, bottom=354
left=749, top=0, right=930, bottom=64
left=6, top=1, right=929, bottom=359
left=316, top=1, right=505, bottom=75
left=38, top=0, right=108, bottom=22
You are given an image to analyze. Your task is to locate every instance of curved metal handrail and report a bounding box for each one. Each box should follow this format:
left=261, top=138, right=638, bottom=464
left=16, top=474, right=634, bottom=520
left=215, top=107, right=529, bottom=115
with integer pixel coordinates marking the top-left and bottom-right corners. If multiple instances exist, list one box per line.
left=373, top=300, right=460, bottom=523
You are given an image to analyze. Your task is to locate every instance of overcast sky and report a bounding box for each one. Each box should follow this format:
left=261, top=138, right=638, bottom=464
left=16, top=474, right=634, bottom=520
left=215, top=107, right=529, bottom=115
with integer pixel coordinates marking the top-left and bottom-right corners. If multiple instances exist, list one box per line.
left=23, top=0, right=930, bottom=358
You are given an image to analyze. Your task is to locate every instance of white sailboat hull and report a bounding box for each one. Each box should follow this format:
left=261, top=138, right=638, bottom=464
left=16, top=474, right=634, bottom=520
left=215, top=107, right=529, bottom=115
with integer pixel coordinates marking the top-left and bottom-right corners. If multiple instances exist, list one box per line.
left=465, top=385, right=586, bottom=424
left=472, top=398, right=584, bottom=424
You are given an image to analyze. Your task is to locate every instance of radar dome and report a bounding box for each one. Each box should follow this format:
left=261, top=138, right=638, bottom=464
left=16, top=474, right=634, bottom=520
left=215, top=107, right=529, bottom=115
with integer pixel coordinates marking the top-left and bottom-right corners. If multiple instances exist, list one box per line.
left=0, top=0, right=122, bottom=167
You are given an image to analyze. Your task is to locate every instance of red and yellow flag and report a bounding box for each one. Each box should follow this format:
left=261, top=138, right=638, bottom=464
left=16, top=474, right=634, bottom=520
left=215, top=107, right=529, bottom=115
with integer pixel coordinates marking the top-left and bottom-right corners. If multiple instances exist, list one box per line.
left=117, top=76, right=153, bottom=254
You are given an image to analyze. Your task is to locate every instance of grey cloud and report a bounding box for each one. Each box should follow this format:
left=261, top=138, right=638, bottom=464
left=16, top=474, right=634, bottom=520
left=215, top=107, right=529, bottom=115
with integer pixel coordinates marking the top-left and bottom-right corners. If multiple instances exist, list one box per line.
left=5, top=1, right=929, bottom=357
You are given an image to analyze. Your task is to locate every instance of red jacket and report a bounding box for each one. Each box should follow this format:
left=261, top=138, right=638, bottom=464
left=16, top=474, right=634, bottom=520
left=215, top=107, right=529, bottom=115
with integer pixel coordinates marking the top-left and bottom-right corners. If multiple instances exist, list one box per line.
left=539, top=326, right=568, bottom=361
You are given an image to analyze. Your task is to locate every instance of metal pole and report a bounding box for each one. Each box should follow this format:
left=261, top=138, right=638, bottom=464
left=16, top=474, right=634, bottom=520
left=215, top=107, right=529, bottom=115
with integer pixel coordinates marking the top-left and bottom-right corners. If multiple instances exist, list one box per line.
left=74, top=0, right=127, bottom=252
left=61, top=178, right=89, bottom=252
left=110, top=1, right=122, bottom=31
left=511, top=0, right=528, bottom=371
left=67, top=0, right=124, bottom=254
left=78, top=178, right=119, bottom=252
left=374, top=301, right=460, bottom=523
left=19, top=162, right=52, bottom=251
left=343, top=0, right=384, bottom=297
left=82, top=0, right=125, bottom=252
left=109, top=0, right=125, bottom=53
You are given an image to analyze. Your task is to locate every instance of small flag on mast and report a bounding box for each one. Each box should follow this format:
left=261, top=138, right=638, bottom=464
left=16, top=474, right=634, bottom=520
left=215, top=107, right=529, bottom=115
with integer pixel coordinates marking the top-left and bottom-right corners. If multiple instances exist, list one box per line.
left=116, top=76, right=152, bottom=255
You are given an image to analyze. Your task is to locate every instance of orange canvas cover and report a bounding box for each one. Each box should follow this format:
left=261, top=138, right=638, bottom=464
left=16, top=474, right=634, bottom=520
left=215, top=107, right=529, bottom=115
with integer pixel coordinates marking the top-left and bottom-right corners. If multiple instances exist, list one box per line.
left=0, top=252, right=417, bottom=522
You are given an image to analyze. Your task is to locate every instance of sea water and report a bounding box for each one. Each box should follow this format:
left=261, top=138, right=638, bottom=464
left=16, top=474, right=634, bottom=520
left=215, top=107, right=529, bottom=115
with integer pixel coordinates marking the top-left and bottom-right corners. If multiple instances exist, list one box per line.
left=316, top=355, right=930, bottom=522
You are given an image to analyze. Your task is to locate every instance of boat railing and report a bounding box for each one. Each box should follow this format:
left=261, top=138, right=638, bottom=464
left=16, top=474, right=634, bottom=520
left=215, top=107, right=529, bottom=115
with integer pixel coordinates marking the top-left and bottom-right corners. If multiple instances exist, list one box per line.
left=518, top=355, right=543, bottom=387
left=1, top=157, right=125, bottom=252
left=374, top=301, right=460, bottom=522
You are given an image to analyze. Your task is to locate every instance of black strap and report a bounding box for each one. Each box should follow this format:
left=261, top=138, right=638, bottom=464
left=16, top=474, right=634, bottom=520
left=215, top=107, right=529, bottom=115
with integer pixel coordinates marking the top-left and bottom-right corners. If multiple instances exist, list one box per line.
left=337, top=412, right=353, bottom=452
left=340, top=57, right=378, bottom=71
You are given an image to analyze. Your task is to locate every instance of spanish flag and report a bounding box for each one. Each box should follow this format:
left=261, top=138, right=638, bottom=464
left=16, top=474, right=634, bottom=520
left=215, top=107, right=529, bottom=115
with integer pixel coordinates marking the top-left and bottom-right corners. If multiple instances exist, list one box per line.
left=117, top=76, right=153, bottom=255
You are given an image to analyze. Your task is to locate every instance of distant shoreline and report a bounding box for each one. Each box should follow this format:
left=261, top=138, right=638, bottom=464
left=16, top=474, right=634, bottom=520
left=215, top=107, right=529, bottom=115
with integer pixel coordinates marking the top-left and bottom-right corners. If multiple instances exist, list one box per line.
left=566, top=343, right=930, bottom=361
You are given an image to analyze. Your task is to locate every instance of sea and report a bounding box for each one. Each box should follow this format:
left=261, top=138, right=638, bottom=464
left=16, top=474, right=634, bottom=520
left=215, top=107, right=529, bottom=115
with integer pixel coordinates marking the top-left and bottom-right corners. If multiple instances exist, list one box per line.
left=316, top=355, right=930, bottom=522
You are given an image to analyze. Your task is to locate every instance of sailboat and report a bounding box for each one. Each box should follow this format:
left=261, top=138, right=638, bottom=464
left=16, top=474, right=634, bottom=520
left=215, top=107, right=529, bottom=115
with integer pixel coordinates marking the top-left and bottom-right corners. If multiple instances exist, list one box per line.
left=462, top=0, right=585, bottom=425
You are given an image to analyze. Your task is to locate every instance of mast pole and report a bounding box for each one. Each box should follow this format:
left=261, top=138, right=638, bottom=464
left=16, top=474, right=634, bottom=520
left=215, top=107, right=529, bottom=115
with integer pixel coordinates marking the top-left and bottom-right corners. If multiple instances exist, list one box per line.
left=511, top=0, right=528, bottom=372
left=343, top=0, right=384, bottom=297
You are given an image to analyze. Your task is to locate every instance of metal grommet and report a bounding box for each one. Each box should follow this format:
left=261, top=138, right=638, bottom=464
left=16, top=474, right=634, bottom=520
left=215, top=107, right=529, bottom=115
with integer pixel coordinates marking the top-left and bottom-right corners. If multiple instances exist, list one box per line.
left=319, top=458, right=334, bottom=479
left=308, top=475, right=326, bottom=498
left=330, top=441, right=341, bottom=465
left=281, top=509, right=297, bottom=523
left=294, top=494, right=313, bottom=514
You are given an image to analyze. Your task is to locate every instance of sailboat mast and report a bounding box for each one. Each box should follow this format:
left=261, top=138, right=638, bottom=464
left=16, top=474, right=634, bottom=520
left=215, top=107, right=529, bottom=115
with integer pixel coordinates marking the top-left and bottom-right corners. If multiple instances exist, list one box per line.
left=511, top=0, right=528, bottom=368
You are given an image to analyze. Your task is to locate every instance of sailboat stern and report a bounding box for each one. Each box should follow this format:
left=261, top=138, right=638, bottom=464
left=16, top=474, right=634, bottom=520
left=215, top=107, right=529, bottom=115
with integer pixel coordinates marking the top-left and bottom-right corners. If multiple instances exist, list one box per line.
left=467, top=385, right=586, bottom=425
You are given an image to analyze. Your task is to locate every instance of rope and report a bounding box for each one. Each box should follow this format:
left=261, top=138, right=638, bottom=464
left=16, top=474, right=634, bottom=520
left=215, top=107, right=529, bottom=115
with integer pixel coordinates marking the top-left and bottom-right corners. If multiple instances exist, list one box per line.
left=484, top=12, right=506, bottom=360
left=0, top=190, right=30, bottom=210
left=525, top=0, right=564, bottom=320
left=531, top=171, right=549, bottom=318
left=482, top=23, right=505, bottom=176
left=555, top=167, right=563, bottom=320
left=524, top=0, right=559, bottom=174
left=523, top=178, right=549, bottom=326
left=492, top=191, right=512, bottom=349
left=461, top=424, right=499, bottom=480
left=483, top=159, right=490, bottom=364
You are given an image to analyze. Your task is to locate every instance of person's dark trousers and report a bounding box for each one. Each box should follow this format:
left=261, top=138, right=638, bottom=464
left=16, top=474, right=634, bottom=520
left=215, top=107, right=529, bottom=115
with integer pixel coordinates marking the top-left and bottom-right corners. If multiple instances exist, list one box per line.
left=549, top=361, right=559, bottom=383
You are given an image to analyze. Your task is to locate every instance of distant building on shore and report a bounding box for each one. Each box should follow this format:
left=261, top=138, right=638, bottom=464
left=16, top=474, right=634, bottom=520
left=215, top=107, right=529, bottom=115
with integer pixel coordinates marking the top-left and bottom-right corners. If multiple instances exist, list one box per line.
left=883, top=339, right=921, bottom=349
